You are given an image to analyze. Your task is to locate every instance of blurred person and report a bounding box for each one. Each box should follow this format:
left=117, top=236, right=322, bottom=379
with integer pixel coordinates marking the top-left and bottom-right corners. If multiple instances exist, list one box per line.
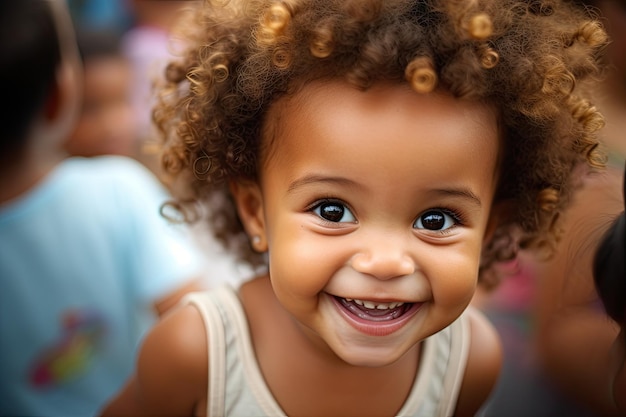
left=0, top=1, right=207, bottom=416
left=65, top=28, right=139, bottom=158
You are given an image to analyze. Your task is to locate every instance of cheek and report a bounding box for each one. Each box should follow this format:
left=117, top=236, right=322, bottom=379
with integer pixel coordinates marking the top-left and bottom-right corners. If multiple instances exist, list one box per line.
left=428, top=244, right=481, bottom=307
left=268, top=233, right=340, bottom=299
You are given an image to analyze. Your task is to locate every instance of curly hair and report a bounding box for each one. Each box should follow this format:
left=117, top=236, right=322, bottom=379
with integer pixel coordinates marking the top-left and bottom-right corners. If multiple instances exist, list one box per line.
left=154, top=0, right=609, bottom=287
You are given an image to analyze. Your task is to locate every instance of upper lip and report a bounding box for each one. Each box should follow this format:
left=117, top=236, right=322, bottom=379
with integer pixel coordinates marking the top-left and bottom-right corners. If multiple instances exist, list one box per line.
left=325, top=267, right=429, bottom=303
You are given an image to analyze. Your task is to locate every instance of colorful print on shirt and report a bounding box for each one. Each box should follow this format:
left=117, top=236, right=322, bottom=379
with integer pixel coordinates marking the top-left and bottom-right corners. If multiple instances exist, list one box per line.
left=29, top=309, right=107, bottom=388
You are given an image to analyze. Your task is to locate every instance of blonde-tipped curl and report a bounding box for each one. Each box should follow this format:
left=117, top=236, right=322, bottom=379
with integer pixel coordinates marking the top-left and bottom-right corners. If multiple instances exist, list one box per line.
left=310, top=21, right=335, bottom=58
left=479, top=46, right=499, bottom=69
left=212, top=64, right=229, bottom=83
left=537, top=187, right=560, bottom=213
left=540, top=56, right=575, bottom=97
left=264, top=3, right=291, bottom=34
left=272, top=47, right=292, bottom=69
left=467, top=13, right=493, bottom=40
left=576, top=21, right=609, bottom=47
left=257, top=2, right=293, bottom=46
left=405, top=57, right=437, bottom=94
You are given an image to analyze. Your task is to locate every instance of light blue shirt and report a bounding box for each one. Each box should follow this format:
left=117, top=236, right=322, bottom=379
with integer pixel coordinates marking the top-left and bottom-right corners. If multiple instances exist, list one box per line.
left=0, top=156, right=202, bottom=417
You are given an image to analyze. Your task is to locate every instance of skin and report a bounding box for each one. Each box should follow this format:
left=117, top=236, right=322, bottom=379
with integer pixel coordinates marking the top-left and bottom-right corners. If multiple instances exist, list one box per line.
left=101, top=79, right=502, bottom=417
left=65, top=55, right=139, bottom=158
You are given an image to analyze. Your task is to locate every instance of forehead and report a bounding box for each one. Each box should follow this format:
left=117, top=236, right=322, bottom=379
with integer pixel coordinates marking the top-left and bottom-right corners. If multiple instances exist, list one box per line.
left=261, top=79, right=500, bottom=182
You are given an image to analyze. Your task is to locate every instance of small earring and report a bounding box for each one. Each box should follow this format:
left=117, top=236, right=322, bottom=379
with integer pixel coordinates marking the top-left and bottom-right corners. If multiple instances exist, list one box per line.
left=251, top=235, right=261, bottom=247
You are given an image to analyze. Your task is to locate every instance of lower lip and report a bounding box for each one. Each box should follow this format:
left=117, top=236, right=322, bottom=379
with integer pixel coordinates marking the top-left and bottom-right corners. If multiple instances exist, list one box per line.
left=330, top=296, right=423, bottom=337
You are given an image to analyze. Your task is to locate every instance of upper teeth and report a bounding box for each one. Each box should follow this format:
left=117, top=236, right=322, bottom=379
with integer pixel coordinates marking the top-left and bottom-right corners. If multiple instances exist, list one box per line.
left=345, top=298, right=404, bottom=310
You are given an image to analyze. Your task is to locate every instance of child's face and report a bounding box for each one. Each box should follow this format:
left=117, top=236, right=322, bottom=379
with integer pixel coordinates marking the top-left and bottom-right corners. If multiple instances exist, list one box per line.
left=238, top=80, right=500, bottom=366
left=65, top=56, right=137, bottom=157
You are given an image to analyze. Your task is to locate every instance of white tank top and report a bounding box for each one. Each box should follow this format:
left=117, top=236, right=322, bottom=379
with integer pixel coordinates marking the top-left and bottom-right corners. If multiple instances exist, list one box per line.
left=185, top=285, right=471, bottom=417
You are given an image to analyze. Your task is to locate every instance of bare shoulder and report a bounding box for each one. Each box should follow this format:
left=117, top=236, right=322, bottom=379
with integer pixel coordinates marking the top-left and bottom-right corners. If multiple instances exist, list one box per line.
left=454, top=307, right=502, bottom=417
left=139, top=303, right=208, bottom=388
left=100, top=303, right=208, bottom=417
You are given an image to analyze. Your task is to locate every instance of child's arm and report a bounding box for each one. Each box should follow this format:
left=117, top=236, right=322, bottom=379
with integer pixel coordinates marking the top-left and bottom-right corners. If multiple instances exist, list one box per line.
left=454, top=307, right=503, bottom=417
left=99, top=305, right=208, bottom=417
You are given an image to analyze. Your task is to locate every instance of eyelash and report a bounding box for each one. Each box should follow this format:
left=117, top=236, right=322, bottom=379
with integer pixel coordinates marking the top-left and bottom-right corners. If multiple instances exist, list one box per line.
left=418, top=207, right=466, bottom=235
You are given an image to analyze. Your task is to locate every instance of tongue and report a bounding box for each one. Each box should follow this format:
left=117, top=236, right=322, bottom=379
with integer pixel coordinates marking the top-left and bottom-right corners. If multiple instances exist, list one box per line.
left=339, top=298, right=408, bottom=322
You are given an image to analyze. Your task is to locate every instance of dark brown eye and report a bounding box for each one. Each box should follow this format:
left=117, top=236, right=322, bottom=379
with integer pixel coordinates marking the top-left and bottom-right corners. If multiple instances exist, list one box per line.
left=414, top=210, right=455, bottom=231
left=313, top=200, right=355, bottom=223
left=320, top=203, right=344, bottom=222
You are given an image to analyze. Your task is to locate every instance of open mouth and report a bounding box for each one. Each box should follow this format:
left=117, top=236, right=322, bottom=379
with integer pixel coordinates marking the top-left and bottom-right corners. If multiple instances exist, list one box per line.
left=335, top=296, right=414, bottom=322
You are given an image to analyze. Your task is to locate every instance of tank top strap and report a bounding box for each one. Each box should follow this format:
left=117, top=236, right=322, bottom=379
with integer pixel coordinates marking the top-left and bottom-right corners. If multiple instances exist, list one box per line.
left=183, top=290, right=228, bottom=417
left=185, top=285, right=286, bottom=417
left=398, top=309, right=471, bottom=417
left=436, top=310, right=471, bottom=416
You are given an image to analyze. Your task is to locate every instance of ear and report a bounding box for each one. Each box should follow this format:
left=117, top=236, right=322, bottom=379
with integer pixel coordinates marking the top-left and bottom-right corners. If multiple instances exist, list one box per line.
left=230, top=180, right=268, bottom=252
left=46, top=0, right=82, bottom=128
left=40, top=59, right=82, bottom=143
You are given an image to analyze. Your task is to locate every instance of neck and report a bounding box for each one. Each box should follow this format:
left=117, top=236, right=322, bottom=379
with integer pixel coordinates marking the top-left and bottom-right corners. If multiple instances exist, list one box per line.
left=0, top=144, right=67, bottom=204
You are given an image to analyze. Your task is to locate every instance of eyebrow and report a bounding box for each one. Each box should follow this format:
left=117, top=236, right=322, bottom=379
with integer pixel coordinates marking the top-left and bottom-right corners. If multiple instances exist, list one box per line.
left=431, top=188, right=482, bottom=208
left=287, top=175, right=360, bottom=193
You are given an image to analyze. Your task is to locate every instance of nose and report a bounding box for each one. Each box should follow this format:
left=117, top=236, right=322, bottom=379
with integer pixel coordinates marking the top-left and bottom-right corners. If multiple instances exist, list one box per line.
left=350, top=235, right=416, bottom=280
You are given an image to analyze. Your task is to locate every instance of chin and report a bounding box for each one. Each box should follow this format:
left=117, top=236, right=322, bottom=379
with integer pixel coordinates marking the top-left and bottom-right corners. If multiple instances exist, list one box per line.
left=331, top=342, right=411, bottom=367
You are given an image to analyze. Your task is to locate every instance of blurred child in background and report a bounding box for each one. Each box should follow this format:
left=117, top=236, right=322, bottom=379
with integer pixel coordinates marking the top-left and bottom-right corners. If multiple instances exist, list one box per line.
left=0, top=1, right=207, bottom=416
left=65, top=28, right=139, bottom=159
